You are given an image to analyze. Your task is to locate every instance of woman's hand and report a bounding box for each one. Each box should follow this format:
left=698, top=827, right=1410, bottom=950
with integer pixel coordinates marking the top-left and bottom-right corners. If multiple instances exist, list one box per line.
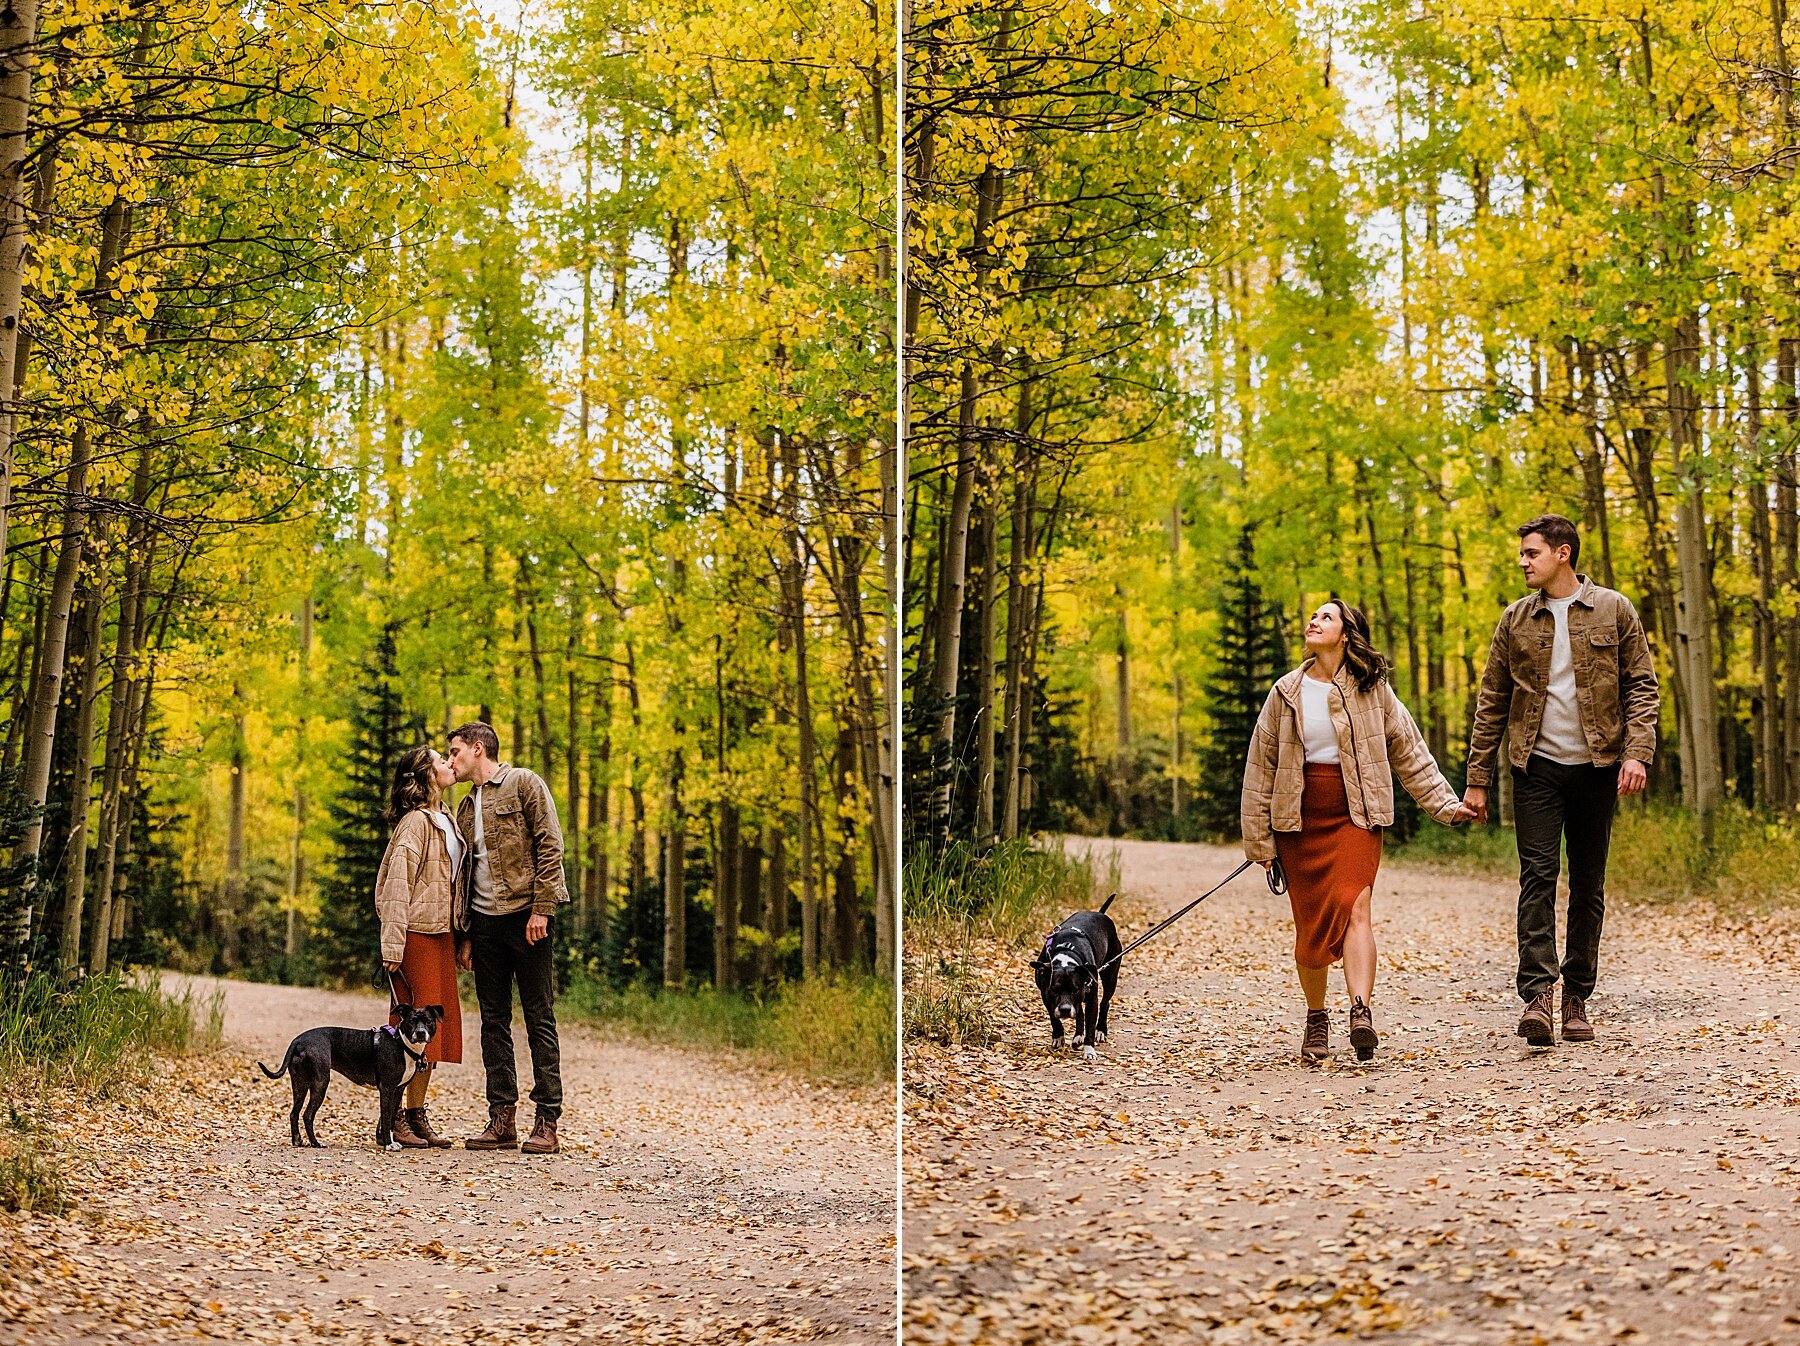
left=1256, top=859, right=1273, bottom=870
left=1448, top=801, right=1480, bottom=824
left=382, top=959, right=402, bottom=974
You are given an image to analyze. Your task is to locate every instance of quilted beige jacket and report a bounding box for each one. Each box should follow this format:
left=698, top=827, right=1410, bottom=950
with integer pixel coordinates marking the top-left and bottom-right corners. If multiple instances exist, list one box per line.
left=373, top=807, right=464, bottom=964
left=1240, top=660, right=1463, bottom=863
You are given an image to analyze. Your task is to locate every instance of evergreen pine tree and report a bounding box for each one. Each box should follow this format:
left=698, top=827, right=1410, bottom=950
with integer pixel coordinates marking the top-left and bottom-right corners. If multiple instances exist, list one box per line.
left=313, top=626, right=412, bottom=986
left=1194, top=528, right=1288, bottom=836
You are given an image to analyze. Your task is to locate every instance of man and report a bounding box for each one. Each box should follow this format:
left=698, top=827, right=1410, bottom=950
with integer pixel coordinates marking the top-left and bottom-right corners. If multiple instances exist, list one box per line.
left=1463, top=515, right=1660, bottom=1047
left=446, top=722, right=569, bottom=1153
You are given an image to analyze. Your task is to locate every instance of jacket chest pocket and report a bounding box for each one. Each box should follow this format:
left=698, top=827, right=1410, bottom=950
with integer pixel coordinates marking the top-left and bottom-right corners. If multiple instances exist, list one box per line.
left=1584, top=627, right=1620, bottom=686
left=491, top=798, right=524, bottom=837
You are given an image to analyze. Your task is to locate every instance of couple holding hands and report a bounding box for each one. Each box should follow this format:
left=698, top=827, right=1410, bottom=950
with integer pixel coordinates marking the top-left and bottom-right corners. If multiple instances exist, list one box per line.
left=371, top=722, right=569, bottom=1152
left=1241, top=514, right=1661, bottom=1063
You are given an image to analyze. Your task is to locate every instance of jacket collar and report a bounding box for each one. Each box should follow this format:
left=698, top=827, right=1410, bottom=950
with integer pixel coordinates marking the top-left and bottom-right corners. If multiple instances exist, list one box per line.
left=1524, top=574, right=1596, bottom=617
left=1276, top=657, right=1351, bottom=705
left=475, top=762, right=513, bottom=790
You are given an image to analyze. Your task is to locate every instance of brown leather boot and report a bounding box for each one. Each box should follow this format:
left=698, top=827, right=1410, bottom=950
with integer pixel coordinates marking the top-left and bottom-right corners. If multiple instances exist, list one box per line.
left=1517, top=988, right=1555, bottom=1047
left=1561, top=990, right=1594, bottom=1042
left=520, top=1111, right=560, bottom=1155
left=1348, top=997, right=1378, bottom=1062
left=390, top=1108, right=432, bottom=1150
left=1301, top=1009, right=1330, bottom=1063
left=465, top=1105, right=518, bottom=1150
left=409, top=1107, right=453, bottom=1148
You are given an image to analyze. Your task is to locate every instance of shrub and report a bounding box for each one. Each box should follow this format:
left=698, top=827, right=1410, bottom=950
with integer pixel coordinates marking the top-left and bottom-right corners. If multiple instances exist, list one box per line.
left=558, top=973, right=893, bottom=1086
left=905, top=835, right=1106, bottom=944
left=0, top=1125, right=67, bottom=1215
left=903, top=955, right=995, bottom=1048
left=0, top=972, right=223, bottom=1096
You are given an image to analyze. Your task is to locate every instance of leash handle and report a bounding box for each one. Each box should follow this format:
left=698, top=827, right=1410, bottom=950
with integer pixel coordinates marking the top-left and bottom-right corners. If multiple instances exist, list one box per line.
left=386, top=967, right=414, bottom=1010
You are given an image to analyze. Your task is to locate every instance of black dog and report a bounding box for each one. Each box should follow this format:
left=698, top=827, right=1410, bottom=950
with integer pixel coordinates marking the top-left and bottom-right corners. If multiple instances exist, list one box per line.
left=258, top=1002, right=444, bottom=1149
left=1031, top=894, right=1121, bottom=1060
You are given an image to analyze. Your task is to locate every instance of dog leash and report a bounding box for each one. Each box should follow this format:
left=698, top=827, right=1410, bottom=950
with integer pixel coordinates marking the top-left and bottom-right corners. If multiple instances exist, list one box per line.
left=1094, top=857, right=1287, bottom=976
left=381, top=970, right=429, bottom=1070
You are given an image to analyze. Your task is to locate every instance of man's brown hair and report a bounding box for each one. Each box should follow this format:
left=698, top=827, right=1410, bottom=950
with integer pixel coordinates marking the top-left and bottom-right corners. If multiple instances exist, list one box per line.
left=449, top=721, right=501, bottom=761
left=1517, top=514, right=1580, bottom=568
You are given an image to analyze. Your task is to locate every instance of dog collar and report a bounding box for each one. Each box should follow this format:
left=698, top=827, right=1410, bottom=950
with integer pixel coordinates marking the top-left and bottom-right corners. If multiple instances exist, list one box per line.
left=378, top=1024, right=429, bottom=1065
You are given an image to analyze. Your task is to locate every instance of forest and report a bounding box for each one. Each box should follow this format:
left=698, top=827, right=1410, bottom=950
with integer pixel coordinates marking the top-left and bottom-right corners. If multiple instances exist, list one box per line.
left=904, top=0, right=1800, bottom=863
left=0, top=0, right=897, bottom=998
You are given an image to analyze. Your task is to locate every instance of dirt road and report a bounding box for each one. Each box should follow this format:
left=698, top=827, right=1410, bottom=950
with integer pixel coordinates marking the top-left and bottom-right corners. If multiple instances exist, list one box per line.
left=904, top=837, right=1800, bottom=1344
left=2, top=975, right=895, bottom=1345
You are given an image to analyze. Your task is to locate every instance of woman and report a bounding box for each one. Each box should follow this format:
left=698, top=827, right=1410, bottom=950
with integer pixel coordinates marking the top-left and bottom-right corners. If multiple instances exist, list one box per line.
left=374, top=746, right=466, bottom=1147
left=1241, top=599, right=1474, bottom=1063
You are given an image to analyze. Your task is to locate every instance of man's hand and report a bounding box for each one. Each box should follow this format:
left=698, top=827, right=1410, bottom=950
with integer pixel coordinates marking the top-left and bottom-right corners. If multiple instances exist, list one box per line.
left=455, top=939, right=473, bottom=971
left=526, top=913, right=550, bottom=944
left=1448, top=801, right=1479, bottom=824
left=1618, top=759, right=1648, bottom=797
left=1462, top=786, right=1489, bottom=824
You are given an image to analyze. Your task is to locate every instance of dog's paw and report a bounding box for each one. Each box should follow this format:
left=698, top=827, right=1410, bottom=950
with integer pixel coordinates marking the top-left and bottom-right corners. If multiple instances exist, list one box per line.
left=1082, top=1045, right=1097, bottom=1062
left=1050, top=1035, right=1065, bottom=1051
left=383, top=1140, right=402, bottom=1152
left=1096, top=1031, right=1108, bottom=1044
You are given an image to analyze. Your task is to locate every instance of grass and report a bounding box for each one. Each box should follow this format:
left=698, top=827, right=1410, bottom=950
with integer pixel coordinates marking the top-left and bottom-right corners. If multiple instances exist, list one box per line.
left=905, top=835, right=1111, bottom=944
left=1391, top=796, right=1800, bottom=915
left=0, top=972, right=223, bottom=1215
left=557, top=974, right=894, bottom=1087
left=1607, top=799, right=1800, bottom=912
left=1390, top=820, right=1519, bottom=874
left=903, top=954, right=997, bottom=1048
left=0, top=971, right=223, bottom=1096
left=0, top=1107, right=66, bottom=1215
left=904, top=836, right=1110, bottom=1047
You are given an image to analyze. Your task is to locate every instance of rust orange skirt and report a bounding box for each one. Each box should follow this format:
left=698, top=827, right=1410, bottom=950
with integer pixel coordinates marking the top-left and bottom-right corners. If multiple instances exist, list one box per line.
left=1273, top=763, right=1382, bottom=969
left=388, top=930, right=463, bottom=1065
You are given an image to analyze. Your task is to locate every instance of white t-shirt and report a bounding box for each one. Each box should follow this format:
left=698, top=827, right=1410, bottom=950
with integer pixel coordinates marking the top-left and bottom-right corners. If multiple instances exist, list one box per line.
left=1536, top=594, right=1592, bottom=764
left=1300, top=675, right=1341, bottom=764
left=425, top=808, right=463, bottom=884
left=470, top=782, right=500, bottom=915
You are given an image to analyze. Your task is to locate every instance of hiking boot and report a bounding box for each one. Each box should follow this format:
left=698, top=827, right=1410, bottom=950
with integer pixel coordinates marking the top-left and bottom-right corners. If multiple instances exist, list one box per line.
left=1348, top=997, right=1378, bottom=1062
left=409, top=1107, right=453, bottom=1148
left=465, top=1105, right=518, bottom=1150
left=390, top=1108, right=431, bottom=1150
left=521, top=1111, right=560, bottom=1155
left=1561, top=990, right=1594, bottom=1042
left=1301, top=1008, right=1330, bottom=1063
left=1517, top=989, right=1555, bottom=1047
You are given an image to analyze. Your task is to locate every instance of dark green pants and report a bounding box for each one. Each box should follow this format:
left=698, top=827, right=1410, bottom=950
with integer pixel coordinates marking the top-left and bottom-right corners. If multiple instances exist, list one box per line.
left=1513, top=755, right=1619, bottom=1002
left=470, top=909, right=562, bottom=1118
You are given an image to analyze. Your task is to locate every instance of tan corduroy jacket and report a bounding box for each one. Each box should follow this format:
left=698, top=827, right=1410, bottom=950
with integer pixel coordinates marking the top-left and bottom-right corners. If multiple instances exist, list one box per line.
left=454, top=763, right=570, bottom=919
left=1464, top=575, right=1660, bottom=787
left=1240, top=660, right=1463, bottom=863
left=373, top=807, right=465, bottom=965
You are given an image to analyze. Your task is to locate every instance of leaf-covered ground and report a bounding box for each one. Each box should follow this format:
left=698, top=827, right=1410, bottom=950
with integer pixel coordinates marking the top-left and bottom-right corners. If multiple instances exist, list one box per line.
left=1, top=976, right=895, bottom=1344
left=904, top=837, right=1800, bottom=1344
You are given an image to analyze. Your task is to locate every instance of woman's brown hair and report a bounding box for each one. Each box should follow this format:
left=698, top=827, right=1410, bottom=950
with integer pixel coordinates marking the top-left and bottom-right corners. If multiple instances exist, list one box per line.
left=386, top=746, right=439, bottom=826
left=1326, top=598, right=1391, bottom=693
